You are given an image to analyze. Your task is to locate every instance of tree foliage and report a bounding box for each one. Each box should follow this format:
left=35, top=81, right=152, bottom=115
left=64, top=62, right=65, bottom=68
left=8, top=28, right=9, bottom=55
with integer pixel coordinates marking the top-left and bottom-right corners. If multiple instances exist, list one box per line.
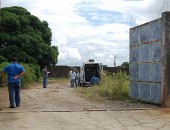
left=121, top=62, right=129, bottom=68
left=0, top=6, right=59, bottom=67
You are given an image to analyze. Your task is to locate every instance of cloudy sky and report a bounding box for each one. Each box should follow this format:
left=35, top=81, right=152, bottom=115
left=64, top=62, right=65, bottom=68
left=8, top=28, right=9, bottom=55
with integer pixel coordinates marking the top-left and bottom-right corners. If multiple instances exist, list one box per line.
left=1, top=0, right=170, bottom=66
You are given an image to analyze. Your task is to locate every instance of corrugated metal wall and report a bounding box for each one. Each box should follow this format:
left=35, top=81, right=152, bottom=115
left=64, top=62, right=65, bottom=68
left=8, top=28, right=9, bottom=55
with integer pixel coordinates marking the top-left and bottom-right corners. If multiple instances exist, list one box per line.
left=130, top=18, right=162, bottom=104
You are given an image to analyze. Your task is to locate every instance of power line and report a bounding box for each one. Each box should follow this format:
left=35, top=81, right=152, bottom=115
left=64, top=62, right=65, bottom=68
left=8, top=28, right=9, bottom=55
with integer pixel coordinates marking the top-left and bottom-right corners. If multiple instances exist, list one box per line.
left=157, top=1, right=165, bottom=19
left=165, top=0, right=169, bottom=11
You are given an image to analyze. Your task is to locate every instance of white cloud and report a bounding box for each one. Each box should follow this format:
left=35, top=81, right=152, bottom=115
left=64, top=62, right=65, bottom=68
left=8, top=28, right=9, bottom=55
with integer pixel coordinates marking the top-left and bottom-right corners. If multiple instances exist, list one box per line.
left=58, top=46, right=81, bottom=65
left=1, top=0, right=168, bottom=66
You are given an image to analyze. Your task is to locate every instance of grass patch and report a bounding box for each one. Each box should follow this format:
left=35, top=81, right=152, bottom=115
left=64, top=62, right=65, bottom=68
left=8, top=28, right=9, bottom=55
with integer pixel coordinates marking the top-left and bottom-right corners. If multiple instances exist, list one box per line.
left=48, top=78, right=69, bottom=83
left=39, top=77, right=70, bottom=84
left=77, top=71, right=130, bottom=101
left=24, top=78, right=70, bottom=88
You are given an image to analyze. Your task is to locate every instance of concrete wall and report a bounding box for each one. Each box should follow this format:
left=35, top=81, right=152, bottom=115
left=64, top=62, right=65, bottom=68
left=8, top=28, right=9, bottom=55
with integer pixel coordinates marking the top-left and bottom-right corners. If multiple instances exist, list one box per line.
left=47, top=66, right=128, bottom=78
left=48, top=66, right=70, bottom=78
left=103, top=67, right=129, bottom=74
left=161, top=12, right=170, bottom=106
left=129, top=12, right=170, bottom=106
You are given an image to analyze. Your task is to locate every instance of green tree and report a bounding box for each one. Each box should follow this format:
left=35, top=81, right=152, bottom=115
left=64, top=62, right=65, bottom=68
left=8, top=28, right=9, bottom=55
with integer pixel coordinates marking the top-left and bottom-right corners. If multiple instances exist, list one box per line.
left=0, top=56, right=8, bottom=63
left=0, top=6, right=59, bottom=67
left=121, top=62, right=129, bottom=68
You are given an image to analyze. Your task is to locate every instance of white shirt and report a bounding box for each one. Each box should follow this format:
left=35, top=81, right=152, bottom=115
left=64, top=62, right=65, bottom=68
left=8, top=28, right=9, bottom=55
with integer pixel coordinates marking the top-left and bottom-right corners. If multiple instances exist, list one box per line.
left=69, top=70, right=72, bottom=77
left=70, top=71, right=76, bottom=79
left=76, top=72, right=80, bottom=78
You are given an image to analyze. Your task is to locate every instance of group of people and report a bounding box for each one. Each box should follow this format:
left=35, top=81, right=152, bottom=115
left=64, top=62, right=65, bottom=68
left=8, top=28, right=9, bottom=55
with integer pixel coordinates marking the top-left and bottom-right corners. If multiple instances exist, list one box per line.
left=1, top=57, right=86, bottom=109
left=69, top=68, right=80, bottom=87
left=1, top=58, right=99, bottom=109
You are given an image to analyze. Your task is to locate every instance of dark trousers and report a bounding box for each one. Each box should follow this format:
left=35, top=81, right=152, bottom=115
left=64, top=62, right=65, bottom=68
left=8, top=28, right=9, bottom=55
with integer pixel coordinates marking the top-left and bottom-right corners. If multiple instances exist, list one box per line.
left=8, top=83, right=21, bottom=107
left=71, top=79, right=75, bottom=87
left=43, top=77, right=48, bottom=88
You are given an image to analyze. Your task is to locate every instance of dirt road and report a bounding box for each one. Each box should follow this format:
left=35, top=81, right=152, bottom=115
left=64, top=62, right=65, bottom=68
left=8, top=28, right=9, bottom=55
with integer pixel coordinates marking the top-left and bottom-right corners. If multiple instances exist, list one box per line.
left=0, top=82, right=159, bottom=112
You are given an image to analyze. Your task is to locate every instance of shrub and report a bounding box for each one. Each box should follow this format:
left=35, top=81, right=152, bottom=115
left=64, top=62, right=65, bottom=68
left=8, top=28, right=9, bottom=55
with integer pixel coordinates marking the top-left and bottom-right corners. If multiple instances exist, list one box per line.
left=85, top=71, right=129, bottom=100
left=0, top=56, right=8, bottom=63
left=28, top=64, right=41, bottom=81
left=20, top=63, right=37, bottom=88
left=0, top=62, right=41, bottom=88
left=0, top=62, right=9, bottom=87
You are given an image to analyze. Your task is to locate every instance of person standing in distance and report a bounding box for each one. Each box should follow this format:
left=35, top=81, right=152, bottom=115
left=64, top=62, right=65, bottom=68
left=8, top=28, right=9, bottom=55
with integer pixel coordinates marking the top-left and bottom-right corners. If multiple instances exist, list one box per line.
left=69, top=68, right=73, bottom=86
left=1, top=58, right=25, bottom=108
left=42, top=66, right=50, bottom=88
left=70, top=68, right=76, bottom=87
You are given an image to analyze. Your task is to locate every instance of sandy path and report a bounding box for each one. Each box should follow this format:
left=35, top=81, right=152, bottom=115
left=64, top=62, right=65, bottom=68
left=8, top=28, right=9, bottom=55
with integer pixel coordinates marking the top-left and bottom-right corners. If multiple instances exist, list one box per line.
left=0, top=82, right=159, bottom=112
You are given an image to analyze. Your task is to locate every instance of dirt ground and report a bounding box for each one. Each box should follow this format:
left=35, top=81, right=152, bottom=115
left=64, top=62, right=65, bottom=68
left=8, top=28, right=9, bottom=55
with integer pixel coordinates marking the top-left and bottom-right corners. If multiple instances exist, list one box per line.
left=0, top=82, right=159, bottom=112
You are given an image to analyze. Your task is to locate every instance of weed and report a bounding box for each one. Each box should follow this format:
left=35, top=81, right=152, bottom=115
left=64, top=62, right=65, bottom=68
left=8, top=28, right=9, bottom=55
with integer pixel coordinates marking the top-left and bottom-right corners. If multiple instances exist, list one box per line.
left=80, top=71, right=130, bottom=100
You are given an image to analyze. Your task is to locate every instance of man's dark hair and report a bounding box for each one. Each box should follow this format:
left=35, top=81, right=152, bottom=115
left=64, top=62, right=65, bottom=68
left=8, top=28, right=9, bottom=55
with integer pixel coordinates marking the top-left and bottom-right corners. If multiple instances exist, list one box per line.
left=12, top=58, right=18, bottom=62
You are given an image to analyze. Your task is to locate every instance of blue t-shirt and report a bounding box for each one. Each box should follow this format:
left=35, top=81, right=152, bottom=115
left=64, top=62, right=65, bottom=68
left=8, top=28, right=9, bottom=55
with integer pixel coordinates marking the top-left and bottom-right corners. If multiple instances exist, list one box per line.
left=2, top=62, right=25, bottom=83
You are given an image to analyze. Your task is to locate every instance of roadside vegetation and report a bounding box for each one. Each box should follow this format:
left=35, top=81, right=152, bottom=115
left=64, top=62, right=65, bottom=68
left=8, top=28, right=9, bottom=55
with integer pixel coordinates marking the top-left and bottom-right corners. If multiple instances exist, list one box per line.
left=77, top=71, right=129, bottom=100
left=0, top=6, right=59, bottom=66
left=0, top=62, right=41, bottom=88
left=0, top=6, right=58, bottom=89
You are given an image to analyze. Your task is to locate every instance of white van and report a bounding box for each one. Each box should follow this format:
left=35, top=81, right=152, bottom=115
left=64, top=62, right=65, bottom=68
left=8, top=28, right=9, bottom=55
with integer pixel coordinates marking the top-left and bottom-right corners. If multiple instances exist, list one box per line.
left=80, top=60, right=102, bottom=86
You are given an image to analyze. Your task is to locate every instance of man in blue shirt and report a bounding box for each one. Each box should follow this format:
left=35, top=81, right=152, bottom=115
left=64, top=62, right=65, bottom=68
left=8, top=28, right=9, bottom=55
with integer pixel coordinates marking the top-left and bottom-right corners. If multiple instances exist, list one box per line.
left=1, top=58, right=25, bottom=108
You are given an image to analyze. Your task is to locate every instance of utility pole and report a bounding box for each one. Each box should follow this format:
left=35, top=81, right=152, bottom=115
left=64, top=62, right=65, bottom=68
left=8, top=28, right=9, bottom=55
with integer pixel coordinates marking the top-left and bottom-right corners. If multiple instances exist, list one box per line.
left=130, top=15, right=137, bottom=27
left=114, top=56, right=117, bottom=67
left=130, top=16, right=133, bottom=27
left=166, top=0, right=169, bottom=11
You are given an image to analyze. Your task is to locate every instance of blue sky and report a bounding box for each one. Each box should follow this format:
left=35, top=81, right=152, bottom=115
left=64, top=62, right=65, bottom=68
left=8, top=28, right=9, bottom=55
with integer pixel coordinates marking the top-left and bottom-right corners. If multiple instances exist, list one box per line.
left=1, top=0, right=170, bottom=66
